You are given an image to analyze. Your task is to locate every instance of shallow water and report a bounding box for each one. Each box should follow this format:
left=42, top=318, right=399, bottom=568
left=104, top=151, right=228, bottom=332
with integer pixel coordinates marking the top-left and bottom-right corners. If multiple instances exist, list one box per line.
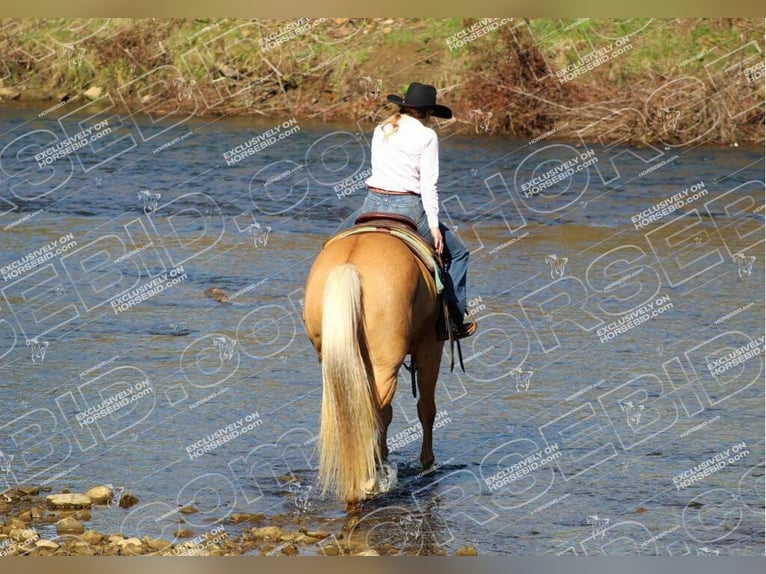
left=0, top=102, right=763, bottom=555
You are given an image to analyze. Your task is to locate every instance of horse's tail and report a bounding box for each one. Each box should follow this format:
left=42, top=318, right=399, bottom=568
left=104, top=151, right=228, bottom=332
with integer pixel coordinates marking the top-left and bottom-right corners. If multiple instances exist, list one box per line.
left=317, top=263, right=380, bottom=502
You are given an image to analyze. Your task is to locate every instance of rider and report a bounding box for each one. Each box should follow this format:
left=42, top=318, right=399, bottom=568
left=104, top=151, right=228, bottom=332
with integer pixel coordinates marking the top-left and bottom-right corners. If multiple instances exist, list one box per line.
left=343, top=82, right=476, bottom=340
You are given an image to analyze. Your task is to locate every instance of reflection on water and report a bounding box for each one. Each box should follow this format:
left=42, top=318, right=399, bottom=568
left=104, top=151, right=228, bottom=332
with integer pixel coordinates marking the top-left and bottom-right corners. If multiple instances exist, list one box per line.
left=0, top=103, right=763, bottom=555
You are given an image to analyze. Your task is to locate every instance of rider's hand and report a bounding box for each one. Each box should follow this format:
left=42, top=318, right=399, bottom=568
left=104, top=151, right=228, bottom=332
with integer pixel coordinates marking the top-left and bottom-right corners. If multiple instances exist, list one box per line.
left=429, top=227, right=443, bottom=255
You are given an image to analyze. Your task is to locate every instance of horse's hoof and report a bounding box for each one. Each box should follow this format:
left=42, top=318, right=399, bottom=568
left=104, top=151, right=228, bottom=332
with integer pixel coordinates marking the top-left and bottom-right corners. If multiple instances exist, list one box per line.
left=364, top=462, right=398, bottom=497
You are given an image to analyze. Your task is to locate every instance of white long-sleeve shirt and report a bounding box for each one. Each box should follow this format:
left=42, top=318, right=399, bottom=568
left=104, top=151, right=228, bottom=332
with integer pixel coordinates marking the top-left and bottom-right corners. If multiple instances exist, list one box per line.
left=365, top=114, right=440, bottom=228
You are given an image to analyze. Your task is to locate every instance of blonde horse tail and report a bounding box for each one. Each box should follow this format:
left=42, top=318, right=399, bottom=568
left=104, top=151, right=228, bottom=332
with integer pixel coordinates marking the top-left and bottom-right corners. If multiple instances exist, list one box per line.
left=317, top=263, right=380, bottom=502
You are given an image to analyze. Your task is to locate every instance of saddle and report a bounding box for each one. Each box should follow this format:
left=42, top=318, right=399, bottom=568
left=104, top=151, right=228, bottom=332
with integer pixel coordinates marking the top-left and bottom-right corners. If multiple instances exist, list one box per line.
left=324, top=212, right=444, bottom=294
left=323, top=212, right=465, bottom=386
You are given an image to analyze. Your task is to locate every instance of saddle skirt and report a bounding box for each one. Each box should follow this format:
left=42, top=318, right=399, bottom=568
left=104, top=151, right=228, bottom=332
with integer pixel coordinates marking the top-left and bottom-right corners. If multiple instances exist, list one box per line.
left=323, top=212, right=444, bottom=293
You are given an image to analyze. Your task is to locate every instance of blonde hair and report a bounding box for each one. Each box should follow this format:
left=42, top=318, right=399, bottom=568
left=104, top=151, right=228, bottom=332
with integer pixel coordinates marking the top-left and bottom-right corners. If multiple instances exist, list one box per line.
left=381, top=112, right=402, bottom=138
left=380, top=107, right=430, bottom=138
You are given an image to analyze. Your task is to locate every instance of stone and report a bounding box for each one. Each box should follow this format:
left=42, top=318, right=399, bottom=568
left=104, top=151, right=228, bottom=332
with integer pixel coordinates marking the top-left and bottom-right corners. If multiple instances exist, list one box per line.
left=74, top=509, right=91, bottom=521
left=81, top=530, right=103, bottom=545
left=35, top=539, right=60, bottom=550
left=116, top=537, right=143, bottom=556
left=304, top=530, right=330, bottom=539
left=318, top=543, right=340, bottom=556
left=279, top=531, right=300, bottom=542
left=118, top=493, right=138, bottom=508
left=2, top=488, right=24, bottom=501
left=116, top=536, right=142, bottom=547
left=174, top=528, right=193, bottom=538
left=56, top=516, right=85, bottom=535
left=178, top=505, right=198, bottom=514
left=230, top=512, right=264, bottom=524
left=46, top=493, right=92, bottom=509
left=142, top=537, right=171, bottom=552
left=7, top=518, right=28, bottom=529
left=70, top=541, right=96, bottom=556
left=204, top=287, right=230, bottom=303
left=17, top=485, right=41, bottom=496
left=85, top=485, right=113, bottom=505
left=9, top=528, right=37, bottom=542
left=15, top=510, right=33, bottom=523
left=83, top=86, right=103, bottom=100
left=0, top=87, right=21, bottom=100
left=176, top=547, right=212, bottom=557
left=251, top=526, right=282, bottom=540
left=456, top=545, right=478, bottom=556
left=355, top=548, right=380, bottom=556
left=280, top=544, right=299, bottom=556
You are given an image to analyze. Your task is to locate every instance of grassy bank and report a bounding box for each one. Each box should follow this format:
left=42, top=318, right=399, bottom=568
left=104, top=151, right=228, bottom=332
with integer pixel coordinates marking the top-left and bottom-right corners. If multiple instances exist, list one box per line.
left=0, top=18, right=762, bottom=145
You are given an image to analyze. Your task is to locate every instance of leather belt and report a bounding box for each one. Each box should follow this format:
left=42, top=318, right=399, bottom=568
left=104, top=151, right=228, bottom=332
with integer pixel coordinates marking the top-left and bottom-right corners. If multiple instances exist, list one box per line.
left=370, top=187, right=419, bottom=196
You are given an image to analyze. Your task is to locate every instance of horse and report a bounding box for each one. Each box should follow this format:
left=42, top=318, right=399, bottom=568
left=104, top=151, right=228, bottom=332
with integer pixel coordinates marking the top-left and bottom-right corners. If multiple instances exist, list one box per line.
left=302, top=228, right=444, bottom=505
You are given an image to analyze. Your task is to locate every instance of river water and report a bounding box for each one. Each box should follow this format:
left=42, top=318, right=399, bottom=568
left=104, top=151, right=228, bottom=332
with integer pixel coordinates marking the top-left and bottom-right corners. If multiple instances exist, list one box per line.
left=0, top=102, right=763, bottom=555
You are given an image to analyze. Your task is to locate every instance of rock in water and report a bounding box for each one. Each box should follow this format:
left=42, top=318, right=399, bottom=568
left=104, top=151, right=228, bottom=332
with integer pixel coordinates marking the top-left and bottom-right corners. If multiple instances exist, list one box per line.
left=118, top=493, right=139, bottom=508
left=81, top=530, right=103, bottom=545
left=56, top=516, right=85, bottom=535
left=251, top=526, right=282, bottom=540
left=85, top=485, right=113, bottom=505
left=9, top=528, right=38, bottom=542
left=204, top=287, right=230, bottom=303
left=18, top=485, right=41, bottom=496
left=230, top=512, right=265, bottom=524
left=46, top=493, right=92, bottom=509
left=456, top=545, right=478, bottom=556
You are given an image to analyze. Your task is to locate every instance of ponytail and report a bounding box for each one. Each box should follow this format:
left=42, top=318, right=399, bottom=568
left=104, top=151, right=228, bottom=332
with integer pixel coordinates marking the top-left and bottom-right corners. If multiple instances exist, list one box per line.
left=380, top=112, right=402, bottom=138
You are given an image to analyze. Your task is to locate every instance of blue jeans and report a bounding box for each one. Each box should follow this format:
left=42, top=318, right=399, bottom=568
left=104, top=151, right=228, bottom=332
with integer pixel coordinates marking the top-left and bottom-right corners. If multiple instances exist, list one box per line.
left=336, top=191, right=470, bottom=318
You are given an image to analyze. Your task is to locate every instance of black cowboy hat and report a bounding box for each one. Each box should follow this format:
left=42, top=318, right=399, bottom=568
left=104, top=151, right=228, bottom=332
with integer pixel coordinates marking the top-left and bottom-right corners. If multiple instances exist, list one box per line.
left=387, top=82, right=453, bottom=119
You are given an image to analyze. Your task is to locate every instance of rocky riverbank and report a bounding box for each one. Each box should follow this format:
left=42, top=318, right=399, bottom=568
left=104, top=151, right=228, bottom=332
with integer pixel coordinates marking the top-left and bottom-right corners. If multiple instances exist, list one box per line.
left=0, top=485, right=476, bottom=556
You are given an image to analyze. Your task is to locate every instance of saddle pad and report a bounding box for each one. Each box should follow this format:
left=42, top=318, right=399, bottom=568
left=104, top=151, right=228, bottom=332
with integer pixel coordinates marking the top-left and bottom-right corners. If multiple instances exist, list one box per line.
left=324, top=221, right=444, bottom=293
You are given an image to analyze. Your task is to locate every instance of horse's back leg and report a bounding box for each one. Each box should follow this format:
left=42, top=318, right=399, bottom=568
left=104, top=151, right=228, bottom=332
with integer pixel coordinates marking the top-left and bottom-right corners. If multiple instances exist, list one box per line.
left=379, top=403, right=393, bottom=460
left=413, top=340, right=442, bottom=469
left=370, top=362, right=400, bottom=461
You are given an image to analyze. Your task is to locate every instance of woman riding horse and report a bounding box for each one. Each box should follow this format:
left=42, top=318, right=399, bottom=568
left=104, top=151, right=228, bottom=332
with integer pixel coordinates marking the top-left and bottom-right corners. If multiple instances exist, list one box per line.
left=303, top=83, right=471, bottom=504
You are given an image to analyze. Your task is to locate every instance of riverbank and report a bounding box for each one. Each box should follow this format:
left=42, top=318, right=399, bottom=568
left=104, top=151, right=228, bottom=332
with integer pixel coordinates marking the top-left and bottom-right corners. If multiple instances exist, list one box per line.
left=0, top=18, right=762, bottom=145
left=0, top=484, right=474, bottom=556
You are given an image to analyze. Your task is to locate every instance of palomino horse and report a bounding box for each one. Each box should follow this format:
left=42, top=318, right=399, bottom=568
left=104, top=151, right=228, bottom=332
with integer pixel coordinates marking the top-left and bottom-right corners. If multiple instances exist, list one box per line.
left=303, top=229, right=443, bottom=505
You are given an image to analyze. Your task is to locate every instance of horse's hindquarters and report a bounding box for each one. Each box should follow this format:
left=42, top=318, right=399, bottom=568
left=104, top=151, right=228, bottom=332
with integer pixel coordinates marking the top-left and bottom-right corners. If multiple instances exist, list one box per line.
left=303, top=233, right=442, bottom=503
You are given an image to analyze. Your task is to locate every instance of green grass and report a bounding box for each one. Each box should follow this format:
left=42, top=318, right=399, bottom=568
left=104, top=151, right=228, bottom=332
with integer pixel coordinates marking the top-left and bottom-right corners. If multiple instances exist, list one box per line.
left=525, top=18, right=756, bottom=77
left=383, top=28, right=415, bottom=45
